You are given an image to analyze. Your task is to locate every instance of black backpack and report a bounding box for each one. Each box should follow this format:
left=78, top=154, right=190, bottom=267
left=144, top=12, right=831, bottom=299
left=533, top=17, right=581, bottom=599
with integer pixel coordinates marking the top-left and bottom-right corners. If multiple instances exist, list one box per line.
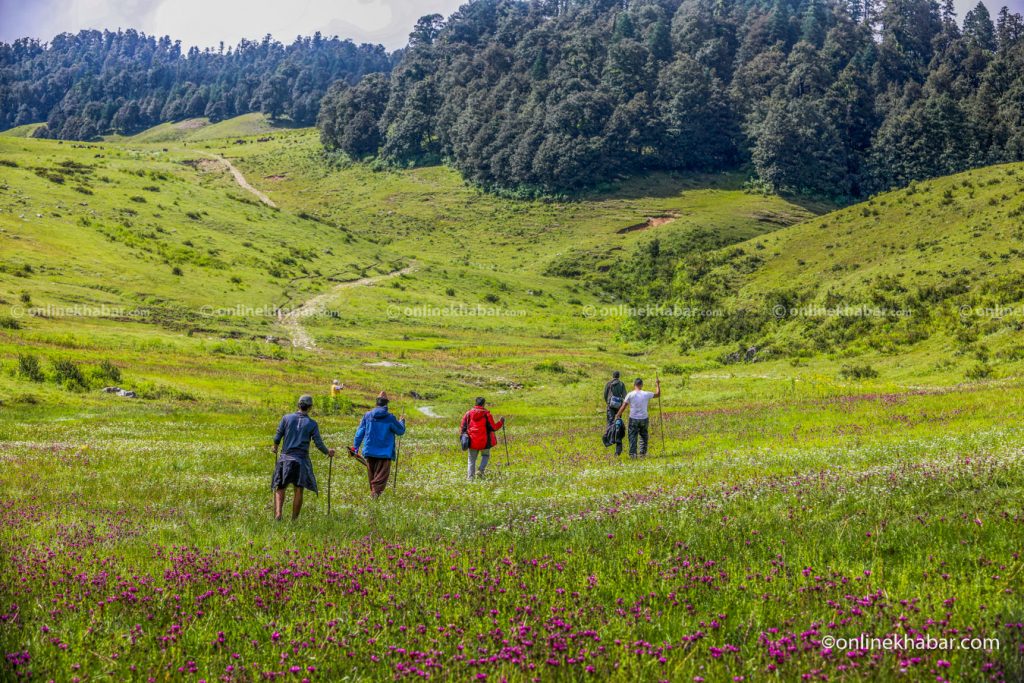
left=460, top=413, right=471, bottom=451
left=602, top=418, right=625, bottom=447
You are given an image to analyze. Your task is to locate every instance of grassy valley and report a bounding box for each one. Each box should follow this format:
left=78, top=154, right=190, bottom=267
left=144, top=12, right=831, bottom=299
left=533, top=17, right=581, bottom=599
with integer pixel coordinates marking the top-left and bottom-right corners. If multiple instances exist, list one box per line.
left=1, top=116, right=1022, bottom=681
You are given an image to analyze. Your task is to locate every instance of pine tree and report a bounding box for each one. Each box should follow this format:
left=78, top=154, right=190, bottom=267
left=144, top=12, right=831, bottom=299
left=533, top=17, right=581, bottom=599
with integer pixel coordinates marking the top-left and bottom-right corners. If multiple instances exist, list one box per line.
left=964, top=2, right=997, bottom=51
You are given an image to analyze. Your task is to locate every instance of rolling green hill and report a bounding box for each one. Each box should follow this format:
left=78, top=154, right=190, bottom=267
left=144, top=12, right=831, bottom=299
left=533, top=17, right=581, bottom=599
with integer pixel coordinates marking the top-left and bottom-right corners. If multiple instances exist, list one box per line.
left=592, top=163, right=1024, bottom=378
left=0, top=128, right=815, bottom=410
left=106, top=113, right=299, bottom=144
left=0, top=123, right=44, bottom=138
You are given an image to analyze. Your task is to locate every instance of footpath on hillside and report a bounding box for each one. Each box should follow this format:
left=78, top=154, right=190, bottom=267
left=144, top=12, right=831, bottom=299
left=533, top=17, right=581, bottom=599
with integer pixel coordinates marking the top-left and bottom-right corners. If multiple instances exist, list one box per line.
left=281, top=266, right=416, bottom=350
left=197, top=152, right=277, bottom=208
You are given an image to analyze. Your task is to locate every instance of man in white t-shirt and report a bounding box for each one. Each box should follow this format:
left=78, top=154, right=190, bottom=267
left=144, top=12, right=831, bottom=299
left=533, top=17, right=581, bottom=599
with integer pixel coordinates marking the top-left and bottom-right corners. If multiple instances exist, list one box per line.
left=614, top=377, right=660, bottom=459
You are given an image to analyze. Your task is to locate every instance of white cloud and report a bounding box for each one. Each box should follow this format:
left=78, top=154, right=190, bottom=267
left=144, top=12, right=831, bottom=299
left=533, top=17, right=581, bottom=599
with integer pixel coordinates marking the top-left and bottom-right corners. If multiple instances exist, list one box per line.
left=2, top=0, right=1023, bottom=51
left=0, top=0, right=465, bottom=49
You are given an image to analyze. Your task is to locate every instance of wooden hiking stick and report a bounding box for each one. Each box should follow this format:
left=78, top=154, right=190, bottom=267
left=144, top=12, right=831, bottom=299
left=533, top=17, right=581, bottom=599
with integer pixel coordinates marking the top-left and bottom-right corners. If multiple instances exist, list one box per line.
left=502, top=423, right=510, bottom=467
left=326, top=451, right=333, bottom=516
left=656, top=370, right=666, bottom=454
left=393, top=410, right=403, bottom=492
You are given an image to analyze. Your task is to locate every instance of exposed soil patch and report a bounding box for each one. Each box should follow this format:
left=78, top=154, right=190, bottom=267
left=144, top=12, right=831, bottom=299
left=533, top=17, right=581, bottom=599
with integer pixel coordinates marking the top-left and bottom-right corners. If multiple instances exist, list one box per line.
left=751, top=211, right=799, bottom=226
left=617, top=212, right=680, bottom=234
left=175, top=119, right=208, bottom=130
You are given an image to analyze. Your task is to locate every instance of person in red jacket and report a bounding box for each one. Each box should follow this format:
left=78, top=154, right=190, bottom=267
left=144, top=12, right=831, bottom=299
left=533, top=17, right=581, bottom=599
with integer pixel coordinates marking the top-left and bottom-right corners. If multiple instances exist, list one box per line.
left=460, top=397, right=505, bottom=480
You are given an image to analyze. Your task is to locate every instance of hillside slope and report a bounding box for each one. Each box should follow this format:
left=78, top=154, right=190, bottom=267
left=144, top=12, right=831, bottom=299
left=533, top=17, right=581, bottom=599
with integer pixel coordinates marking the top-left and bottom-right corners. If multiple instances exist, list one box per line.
left=109, top=113, right=299, bottom=144
left=641, top=163, right=1024, bottom=372
left=0, top=130, right=819, bottom=409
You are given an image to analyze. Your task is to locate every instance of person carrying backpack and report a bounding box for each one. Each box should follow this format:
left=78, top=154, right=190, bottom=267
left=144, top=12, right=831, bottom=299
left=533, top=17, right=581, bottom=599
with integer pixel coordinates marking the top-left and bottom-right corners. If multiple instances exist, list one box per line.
left=460, top=397, right=505, bottom=480
left=603, top=371, right=626, bottom=455
left=615, top=377, right=660, bottom=459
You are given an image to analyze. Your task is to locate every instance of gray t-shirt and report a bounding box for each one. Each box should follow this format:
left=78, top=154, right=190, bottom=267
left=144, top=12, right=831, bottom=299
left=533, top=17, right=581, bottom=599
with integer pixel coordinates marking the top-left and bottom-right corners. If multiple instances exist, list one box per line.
left=622, top=390, right=655, bottom=420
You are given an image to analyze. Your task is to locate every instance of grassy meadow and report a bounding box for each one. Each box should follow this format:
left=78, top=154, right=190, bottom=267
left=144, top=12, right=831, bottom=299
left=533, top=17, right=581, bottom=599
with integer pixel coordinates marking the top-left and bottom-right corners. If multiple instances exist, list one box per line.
left=1, top=116, right=1022, bottom=681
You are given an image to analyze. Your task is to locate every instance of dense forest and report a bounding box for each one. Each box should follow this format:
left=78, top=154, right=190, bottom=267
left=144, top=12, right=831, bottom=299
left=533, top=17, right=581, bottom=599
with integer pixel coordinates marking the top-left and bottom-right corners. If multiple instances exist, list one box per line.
left=0, top=30, right=391, bottom=139
left=319, top=0, right=1024, bottom=199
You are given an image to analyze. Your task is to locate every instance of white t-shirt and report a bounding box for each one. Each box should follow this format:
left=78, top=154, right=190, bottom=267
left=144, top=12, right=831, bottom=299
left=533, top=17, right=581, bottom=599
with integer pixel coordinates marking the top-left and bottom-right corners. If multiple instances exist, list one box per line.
left=622, top=390, right=655, bottom=420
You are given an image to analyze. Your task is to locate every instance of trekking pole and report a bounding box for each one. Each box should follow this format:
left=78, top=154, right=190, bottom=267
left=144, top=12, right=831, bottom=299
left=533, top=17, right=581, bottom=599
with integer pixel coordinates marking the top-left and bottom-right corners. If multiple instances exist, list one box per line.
left=656, top=370, right=666, bottom=454
left=502, top=423, right=510, bottom=467
left=393, top=412, right=403, bottom=492
left=326, top=452, right=333, bottom=516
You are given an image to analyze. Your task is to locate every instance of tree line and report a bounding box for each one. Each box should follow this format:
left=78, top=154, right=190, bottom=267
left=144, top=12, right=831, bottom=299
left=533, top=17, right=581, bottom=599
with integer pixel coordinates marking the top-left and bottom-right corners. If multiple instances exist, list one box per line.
left=319, top=0, right=1024, bottom=199
left=0, top=30, right=392, bottom=139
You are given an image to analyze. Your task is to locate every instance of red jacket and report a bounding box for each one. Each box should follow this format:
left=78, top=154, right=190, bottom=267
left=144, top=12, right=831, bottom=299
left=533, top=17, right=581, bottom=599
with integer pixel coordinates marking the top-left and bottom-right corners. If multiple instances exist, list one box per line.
left=460, top=406, right=504, bottom=450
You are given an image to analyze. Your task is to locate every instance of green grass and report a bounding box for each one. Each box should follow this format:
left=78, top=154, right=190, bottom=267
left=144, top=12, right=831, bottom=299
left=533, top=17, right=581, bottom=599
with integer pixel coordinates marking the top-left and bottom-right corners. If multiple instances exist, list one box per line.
left=1, top=117, right=1022, bottom=681
left=106, top=113, right=301, bottom=144
left=0, top=122, right=44, bottom=138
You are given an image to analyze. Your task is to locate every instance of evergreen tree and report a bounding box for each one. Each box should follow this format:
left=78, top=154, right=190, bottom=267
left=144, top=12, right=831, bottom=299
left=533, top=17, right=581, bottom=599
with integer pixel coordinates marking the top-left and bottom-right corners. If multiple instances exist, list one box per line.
left=963, top=2, right=997, bottom=51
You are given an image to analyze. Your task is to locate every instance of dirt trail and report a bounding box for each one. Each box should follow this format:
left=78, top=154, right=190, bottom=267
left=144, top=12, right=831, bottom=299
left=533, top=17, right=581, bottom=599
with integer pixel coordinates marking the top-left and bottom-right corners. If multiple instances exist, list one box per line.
left=617, top=213, right=680, bottom=234
left=281, top=265, right=415, bottom=350
left=198, top=153, right=277, bottom=208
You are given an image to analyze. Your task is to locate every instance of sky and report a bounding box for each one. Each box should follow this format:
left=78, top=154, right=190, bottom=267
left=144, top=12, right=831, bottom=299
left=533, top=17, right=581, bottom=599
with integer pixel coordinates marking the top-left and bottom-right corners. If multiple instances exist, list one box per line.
left=1, top=0, right=1023, bottom=51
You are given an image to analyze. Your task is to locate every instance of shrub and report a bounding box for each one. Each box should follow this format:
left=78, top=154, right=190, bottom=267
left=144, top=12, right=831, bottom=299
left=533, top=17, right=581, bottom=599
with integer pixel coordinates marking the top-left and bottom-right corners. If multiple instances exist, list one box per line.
left=171, top=266, right=183, bottom=276
left=483, top=293, right=500, bottom=304
left=965, top=363, right=992, bottom=380
left=0, top=316, right=21, bottom=330
left=17, top=354, right=44, bottom=382
left=839, top=363, right=879, bottom=380
left=135, top=382, right=197, bottom=401
left=52, top=357, right=86, bottom=390
left=96, top=359, right=121, bottom=383
left=534, top=360, right=567, bottom=373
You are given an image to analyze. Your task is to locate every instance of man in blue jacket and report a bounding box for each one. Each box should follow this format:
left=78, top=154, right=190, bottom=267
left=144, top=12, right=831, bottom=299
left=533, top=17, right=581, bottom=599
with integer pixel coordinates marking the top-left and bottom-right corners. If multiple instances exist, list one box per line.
left=353, top=392, right=406, bottom=499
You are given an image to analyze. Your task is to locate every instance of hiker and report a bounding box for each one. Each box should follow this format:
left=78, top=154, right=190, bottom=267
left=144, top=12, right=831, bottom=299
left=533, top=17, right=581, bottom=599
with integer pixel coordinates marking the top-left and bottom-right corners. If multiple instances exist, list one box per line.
left=603, top=370, right=627, bottom=455
left=460, top=397, right=505, bottom=480
left=271, top=394, right=335, bottom=521
left=330, top=379, right=344, bottom=397
left=353, top=391, right=406, bottom=499
left=614, top=377, right=660, bottom=459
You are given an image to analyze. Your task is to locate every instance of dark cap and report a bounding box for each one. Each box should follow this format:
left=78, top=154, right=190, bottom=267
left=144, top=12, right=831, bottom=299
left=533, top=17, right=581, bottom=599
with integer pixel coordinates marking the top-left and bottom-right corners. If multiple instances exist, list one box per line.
left=298, top=394, right=313, bottom=409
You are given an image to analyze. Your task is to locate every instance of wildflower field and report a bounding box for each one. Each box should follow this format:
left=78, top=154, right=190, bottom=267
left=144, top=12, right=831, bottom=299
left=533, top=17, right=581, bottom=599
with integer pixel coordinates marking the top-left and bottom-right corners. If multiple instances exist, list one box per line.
left=2, top=122, right=1023, bottom=681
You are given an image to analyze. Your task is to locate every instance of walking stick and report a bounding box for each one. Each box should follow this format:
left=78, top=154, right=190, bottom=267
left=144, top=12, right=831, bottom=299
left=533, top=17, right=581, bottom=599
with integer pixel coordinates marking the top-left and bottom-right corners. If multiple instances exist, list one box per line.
left=502, top=423, right=510, bottom=467
left=656, top=370, right=666, bottom=454
left=326, top=452, right=333, bottom=516
left=392, top=412, right=403, bottom=492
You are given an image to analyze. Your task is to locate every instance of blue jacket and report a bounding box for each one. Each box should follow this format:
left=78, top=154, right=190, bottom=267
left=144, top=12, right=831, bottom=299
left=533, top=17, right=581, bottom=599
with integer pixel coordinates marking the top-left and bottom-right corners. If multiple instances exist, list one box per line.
left=353, top=406, right=406, bottom=459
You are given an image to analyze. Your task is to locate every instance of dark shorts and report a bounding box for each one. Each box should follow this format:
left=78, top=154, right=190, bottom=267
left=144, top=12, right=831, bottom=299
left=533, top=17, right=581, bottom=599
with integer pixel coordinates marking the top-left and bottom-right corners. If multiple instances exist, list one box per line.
left=271, top=455, right=318, bottom=493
